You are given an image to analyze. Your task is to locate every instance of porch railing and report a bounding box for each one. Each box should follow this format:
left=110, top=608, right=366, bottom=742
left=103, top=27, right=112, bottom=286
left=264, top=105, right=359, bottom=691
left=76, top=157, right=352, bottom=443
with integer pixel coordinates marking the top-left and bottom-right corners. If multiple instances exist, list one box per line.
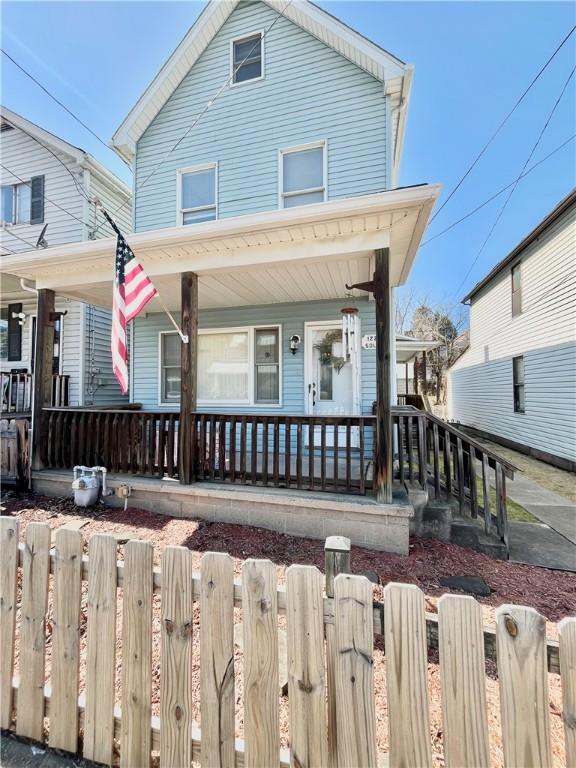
left=42, top=406, right=513, bottom=541
left=1, top=373, right=70, bottom=414
left=393, top=408, right=515, bottom=543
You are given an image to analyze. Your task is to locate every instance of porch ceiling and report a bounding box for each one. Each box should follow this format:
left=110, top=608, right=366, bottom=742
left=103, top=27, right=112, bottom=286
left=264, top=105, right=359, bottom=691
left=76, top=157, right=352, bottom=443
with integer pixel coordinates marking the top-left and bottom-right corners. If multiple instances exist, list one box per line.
left=0, top=186, right=440, bottom=311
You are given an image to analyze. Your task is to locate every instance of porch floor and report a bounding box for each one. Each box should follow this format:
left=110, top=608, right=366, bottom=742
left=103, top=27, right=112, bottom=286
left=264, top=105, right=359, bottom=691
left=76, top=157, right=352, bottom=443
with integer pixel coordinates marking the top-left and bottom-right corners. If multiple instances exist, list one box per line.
left=32, top=469, right=413, bottom=554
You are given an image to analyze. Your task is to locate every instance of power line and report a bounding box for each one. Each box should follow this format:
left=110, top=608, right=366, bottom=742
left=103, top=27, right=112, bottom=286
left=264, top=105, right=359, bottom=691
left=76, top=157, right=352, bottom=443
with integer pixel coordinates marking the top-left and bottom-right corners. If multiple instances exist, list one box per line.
left=421, top=134, right=575, bottom=247
left=1, top=115, right=93, bottom=205
left=430, top=24, right=576, bottom=224
left=450, top=66, right=575, bottom=301
left=1, top=226, right=37, bottom=249
left=1, top=48, right=132, bottom=171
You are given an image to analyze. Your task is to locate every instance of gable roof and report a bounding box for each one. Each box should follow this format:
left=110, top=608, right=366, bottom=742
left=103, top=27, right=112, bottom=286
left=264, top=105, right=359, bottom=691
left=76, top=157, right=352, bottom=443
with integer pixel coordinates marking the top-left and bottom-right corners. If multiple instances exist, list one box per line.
left=111, top=0, right=412, bottom=182
left=462, top=187, right=576, bottom=304
left=0, top=106, right=131, bottom=199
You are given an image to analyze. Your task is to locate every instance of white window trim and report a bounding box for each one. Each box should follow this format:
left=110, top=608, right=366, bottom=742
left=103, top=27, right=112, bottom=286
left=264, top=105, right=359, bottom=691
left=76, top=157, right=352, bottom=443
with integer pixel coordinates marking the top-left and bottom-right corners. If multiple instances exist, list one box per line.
left=229, top=30, right=265, bottom=88
left=1, top=181, right=31, bottom=227
left=278, top=140, right=327, bottom=209
left=158, top=325, right=283, bottom=407
left=176, top=163, right=218, bottom=227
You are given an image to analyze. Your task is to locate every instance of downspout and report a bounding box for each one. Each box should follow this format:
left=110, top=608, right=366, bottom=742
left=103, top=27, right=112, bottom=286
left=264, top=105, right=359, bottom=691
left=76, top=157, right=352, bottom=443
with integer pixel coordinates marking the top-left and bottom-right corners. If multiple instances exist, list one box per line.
left=20, top=279, right=37, bottom=490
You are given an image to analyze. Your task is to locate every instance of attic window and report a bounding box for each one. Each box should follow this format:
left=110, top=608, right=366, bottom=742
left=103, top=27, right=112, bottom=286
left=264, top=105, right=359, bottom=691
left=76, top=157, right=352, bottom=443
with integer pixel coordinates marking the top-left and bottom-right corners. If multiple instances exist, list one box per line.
left=231, top=33, right=263, bottom=84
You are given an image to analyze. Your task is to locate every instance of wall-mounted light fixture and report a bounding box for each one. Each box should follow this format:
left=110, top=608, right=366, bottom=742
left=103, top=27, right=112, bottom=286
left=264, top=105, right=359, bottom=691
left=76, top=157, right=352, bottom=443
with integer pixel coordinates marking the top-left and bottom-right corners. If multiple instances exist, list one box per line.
left=289, top=334, right=301, bottom=355
left=11, top=311, right=27, bottom=327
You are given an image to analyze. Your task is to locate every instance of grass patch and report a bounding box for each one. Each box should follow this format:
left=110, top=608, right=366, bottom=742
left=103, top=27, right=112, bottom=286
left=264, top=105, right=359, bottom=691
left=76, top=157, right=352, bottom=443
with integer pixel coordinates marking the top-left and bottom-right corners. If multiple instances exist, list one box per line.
left=484, top=485, right=537, bottom=523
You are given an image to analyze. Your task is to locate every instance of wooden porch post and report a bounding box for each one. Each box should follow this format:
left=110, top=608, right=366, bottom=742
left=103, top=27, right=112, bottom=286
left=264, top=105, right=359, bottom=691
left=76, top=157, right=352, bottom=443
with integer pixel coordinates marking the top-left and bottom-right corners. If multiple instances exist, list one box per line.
left=422, top=350, right=428, bottom=391
left=405, top=362, right=409, bottom=396
left=374, top=248, right=393, bottom=504
left=31, top=289, right=55, bottom=471
left=179, top=272, right=198, bottom=484
left=414, top=356, right=419, bottom=394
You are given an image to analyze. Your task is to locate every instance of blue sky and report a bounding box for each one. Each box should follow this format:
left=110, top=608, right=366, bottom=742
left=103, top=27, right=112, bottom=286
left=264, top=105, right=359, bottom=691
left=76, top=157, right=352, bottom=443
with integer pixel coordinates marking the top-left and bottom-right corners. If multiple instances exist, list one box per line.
left=2, top=1, right=574, bottom=309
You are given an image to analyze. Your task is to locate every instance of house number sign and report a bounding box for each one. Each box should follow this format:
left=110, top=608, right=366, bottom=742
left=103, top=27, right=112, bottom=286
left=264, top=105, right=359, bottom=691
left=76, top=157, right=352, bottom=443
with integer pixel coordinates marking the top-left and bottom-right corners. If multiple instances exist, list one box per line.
left=361, top=334, right=376, bottom=349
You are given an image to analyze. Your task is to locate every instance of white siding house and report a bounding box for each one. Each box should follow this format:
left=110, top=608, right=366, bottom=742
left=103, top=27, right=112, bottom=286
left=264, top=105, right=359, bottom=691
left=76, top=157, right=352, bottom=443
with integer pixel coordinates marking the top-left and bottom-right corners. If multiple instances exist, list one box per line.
left=0, top=107, right=132, bottom=407
left=448, top=189, right=576, bottom=471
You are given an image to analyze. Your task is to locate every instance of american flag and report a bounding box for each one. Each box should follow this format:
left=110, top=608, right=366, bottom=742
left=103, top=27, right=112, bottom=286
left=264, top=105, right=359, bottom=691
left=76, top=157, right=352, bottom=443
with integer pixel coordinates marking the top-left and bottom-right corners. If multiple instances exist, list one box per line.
left=106, top=213, right=157, bottom=394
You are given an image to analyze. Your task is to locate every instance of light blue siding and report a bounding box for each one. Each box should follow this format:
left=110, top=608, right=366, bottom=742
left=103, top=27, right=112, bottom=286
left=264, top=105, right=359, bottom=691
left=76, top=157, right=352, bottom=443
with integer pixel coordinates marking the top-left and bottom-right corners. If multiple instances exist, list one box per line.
left=135, top=0, right=388, bottom=232
left=132, top=298, right=376, bottom=414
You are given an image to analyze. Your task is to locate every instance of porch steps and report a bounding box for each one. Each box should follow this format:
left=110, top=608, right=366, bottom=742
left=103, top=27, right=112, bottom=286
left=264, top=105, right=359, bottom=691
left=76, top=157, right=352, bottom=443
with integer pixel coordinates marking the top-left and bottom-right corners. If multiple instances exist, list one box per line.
left=406, top=483, right=508, bottom=560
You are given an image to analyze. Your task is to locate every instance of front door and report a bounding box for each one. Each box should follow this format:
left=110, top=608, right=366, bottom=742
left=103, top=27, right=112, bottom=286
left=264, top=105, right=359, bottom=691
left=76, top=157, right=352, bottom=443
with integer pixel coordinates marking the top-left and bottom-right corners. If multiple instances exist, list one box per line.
left=305, top=321, right=360, bottom=446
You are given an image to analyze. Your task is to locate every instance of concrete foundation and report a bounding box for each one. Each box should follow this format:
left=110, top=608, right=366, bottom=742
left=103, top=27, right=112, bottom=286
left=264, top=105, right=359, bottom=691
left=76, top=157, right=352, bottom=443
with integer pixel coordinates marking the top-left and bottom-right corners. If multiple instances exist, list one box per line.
left=32, top=470, right=414, bottom=555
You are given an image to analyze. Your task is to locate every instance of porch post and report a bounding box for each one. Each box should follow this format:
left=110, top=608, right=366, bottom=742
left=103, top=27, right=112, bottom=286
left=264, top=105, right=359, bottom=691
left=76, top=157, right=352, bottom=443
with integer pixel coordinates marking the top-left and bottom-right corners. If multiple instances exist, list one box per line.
left=405, top=362, right=409, bottom=396
left=414, top=357, right=419, bottom=394
left=179, top=271, right=198, bottom=484
left=374, top=248, right=393, bottom=504
left=422, top=350, right=428, bottom=391
left=31, top=289, right=55, bottom=471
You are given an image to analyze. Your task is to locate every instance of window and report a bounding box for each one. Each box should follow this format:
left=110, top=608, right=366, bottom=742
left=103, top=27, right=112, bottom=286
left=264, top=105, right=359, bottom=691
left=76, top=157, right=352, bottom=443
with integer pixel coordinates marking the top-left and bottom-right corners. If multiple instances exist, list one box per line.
left=1, top=183, right=31, bottom=225
left=0, top=308, right=8, bottom=360
left=511, top=262, right=522, bottom=316
left=160, top=333, right=181, bottom=403
left=255, top=328, right=279, bottom=403
left=513, top=356, right=525, bottom=413
left=280, top=143, right=326, bottom=208
left=178, top=165, right=217, bottom=225
left=231, top=33, right=263, bottom=84
left=30, top=316, right=62, bottom=374
left=159, top=326, right=281, bottom=405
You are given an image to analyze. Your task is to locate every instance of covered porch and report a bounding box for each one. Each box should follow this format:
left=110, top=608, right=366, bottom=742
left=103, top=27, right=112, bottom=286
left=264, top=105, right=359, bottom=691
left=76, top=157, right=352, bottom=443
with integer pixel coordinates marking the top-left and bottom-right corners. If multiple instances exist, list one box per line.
left=2, top=186, right=441, bottom=509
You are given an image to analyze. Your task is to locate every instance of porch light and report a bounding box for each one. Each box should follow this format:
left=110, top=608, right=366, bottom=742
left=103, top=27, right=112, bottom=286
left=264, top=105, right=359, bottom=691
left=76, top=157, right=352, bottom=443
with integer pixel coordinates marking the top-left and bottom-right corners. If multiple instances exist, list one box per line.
left=289, top=334, right=301, bottom=354
left=341, top=306, right=359, bottom=362
left=11, top=310, right=27, bottom=326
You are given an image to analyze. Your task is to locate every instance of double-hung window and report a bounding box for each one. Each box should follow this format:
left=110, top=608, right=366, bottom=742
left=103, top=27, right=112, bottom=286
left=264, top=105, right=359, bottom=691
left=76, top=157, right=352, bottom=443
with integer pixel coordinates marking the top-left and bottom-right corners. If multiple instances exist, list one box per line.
left=159, top=326, right=281, bottom=405
left=280, top=143, right=326, bottom=208
left=513, top=355, right=525, bottom=413
left=231, top=33, right=263, bottom=84
left=1, top=183, right=31, bottom=225
left=511, top=262, right=522, bottom=316
left=178, top=165, right=217, bottom=225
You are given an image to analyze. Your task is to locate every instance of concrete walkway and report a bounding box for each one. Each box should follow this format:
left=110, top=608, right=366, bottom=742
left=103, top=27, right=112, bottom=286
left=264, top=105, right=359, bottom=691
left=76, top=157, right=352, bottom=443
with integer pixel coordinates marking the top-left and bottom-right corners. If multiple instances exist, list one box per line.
left=509, top=521, right=576, bottom=572
left=506, top=473, right=576, bottom=544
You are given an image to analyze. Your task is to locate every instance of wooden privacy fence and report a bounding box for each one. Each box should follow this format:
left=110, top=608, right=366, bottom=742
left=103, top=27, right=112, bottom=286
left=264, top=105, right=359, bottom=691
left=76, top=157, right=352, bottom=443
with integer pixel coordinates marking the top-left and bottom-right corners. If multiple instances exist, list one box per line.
left=1, top=520, right=574, bottom=767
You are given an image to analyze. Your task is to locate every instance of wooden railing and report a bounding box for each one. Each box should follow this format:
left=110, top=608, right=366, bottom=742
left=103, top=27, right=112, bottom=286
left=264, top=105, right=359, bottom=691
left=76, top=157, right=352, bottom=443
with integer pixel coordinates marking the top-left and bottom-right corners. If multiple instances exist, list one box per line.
left=1, top=372, right=70, bottom=414
left=42, top=407, right=514, bottom=538
left=44, top=409, right=180, bottom=478
left=393, top=407, right=515, bottom=542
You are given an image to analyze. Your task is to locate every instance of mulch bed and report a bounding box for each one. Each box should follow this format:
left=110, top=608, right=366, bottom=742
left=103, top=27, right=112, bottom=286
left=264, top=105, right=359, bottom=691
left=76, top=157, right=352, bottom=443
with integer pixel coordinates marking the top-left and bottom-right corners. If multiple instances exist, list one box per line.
left=2, top=492, right=574, bottom=767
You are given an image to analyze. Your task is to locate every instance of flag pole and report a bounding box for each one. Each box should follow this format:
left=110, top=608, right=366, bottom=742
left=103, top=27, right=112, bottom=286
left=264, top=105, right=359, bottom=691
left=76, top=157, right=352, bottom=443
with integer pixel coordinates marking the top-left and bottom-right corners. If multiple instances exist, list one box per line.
left=95, top=199, right=190, bottom=344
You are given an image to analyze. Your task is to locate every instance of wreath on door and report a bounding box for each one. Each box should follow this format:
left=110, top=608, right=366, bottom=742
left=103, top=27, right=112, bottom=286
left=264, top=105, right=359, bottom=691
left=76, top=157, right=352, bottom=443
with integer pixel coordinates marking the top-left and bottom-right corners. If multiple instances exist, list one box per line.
left=313, top=329, right=346, bottom=373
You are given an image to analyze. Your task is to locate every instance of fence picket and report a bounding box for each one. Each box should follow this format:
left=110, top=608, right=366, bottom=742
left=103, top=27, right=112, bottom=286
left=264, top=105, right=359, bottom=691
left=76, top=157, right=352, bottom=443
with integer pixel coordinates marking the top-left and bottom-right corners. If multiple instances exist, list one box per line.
left=438, top=595, right=489, bottom=768
left=84, top=535, right=118, bottom=766
left=384, top=583, right=432, bottom=768
left=120, top=540, right=154, bottom=768
left=558, top=617, right=576, bottom=766
left=50, top=529, right=83, bottom=753
left=16, top=522, right=50, bottom=742
left=200, top=552, right=235, bottom=768
left=286, top=565, right=328, bottom=768
left=496, top=605, right=552, bottom=768
left=0, top=518, right=19, bottom=729
left=334, top=573, right=377, bottom=768
left=160, top=546, right=194, bottom=768
left=242, top=559, right=279, bottom=768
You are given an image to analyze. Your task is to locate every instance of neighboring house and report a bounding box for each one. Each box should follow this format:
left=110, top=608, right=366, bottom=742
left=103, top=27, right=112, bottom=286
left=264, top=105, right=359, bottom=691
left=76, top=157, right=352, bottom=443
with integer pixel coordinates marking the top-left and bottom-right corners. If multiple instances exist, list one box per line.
left=0, top=107, right=132, bottom=411
left=1, top=0, right=447, bottom=541
left=448, top=189, right=576, bottom=472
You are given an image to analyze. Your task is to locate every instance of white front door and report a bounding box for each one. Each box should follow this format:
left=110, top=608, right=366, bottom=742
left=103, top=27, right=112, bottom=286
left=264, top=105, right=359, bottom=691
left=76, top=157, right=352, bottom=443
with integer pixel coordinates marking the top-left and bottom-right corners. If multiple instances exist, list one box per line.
left=304, top=321, right=360, bottom=446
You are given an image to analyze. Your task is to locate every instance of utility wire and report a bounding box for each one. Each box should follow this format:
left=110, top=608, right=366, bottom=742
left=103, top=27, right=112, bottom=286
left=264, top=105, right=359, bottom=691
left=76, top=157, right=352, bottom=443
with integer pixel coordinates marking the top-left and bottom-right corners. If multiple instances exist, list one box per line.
left=450, top=65, right=575, bottom=302
left=1, top=48, right=132, bottom=171
left=430, top=25, right=576, bottom=224
left=421, top=134, right=575, bottom=247
left=1, top=226, right=37, bottom=249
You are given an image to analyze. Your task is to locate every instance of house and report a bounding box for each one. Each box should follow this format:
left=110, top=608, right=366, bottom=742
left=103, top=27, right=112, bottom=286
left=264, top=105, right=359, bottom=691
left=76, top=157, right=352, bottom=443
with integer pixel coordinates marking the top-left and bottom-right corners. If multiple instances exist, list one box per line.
left=0, top=107, right=132, bottom=413
left=0, top=0, right=491, bottom=554
left=448, top=189, right=576, bottom=472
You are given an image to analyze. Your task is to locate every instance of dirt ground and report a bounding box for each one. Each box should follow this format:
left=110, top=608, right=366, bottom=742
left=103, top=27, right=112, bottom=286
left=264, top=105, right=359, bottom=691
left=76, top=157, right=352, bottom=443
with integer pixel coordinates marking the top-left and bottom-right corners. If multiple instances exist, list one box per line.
left=3, top=493, right=575, bottom=767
